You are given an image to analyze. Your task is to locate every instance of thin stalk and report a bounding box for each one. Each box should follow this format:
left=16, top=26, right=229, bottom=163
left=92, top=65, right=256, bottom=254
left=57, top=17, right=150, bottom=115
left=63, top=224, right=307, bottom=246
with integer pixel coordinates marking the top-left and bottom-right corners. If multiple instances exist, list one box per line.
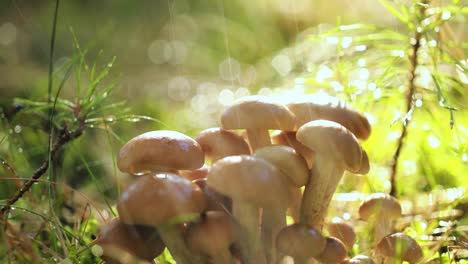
left=389, top=1, right=428, bottom=197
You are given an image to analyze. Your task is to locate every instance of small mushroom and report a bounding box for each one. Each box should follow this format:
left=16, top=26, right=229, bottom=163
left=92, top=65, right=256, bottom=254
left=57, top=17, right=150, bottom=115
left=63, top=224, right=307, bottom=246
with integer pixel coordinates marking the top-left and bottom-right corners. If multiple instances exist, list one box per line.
left=271, top=130, right=315, bottom=168
left=185, top=211, right=238, bottom=264
left=286, top=93, right=371, bottom=140
left=220, top=96, right=296, bottom=151
left=375, top=233, right=423, bottom=264
left=326, top=217, right=356, bottom=251
left=117, top=173, right=206, bottom=264
left=315, top=236, right=348, bottom=264
left=117, top=130, right=204, bottom=174
left=207, top=155, right=289, bottom=264
left=359, top=193, right=402, bottom=245
left=276, top=223, right=326, bottom=263
left=195, top=127, right=250, bottom=163
left=296, top=120, right=369, bottom=229
left=97, top=218, right=165, bottom=264
left=254, top=145, right=309, bottom=262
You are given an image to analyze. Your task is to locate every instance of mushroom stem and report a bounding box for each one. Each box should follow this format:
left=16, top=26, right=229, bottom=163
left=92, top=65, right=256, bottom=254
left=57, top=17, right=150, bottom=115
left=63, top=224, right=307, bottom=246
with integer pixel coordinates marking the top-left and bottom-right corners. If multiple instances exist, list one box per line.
left=288, top=187, right=302, bottom=222
left=246, top=129, right=271, bottom=152
left=374, top=217, right=392, bottom=246
left=300, top=157, right=344, bottom=230
left=157, top=225, right=202, bottom=264
left=232, top=201, right=266, bottom=264
left=261, top=208, right=286, bottom=264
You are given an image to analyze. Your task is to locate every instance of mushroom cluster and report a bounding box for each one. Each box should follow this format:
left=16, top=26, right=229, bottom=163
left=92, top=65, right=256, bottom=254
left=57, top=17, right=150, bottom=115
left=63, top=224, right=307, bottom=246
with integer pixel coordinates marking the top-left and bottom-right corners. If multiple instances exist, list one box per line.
left=95, top=94, right=422, bottom=264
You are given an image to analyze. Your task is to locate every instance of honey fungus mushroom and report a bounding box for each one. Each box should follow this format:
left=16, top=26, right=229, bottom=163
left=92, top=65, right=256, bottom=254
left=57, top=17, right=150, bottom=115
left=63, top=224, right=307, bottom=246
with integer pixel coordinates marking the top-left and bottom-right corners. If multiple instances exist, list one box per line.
left=296, top=120, right=370, bottom=229
left=96, top=218, right=165, bottom=264
left=375, top=233, right=423, bottom=263
left=220, top=96, right=296, bottom=151
left=117, top=173, right=206, bottom=264
left=359, top=193, right=402, bottom=245
left=117, top=130, right=204, bottom=174
left=286, top=93, right=371, bottom=140
left=195, top=127, right=250, bottom=163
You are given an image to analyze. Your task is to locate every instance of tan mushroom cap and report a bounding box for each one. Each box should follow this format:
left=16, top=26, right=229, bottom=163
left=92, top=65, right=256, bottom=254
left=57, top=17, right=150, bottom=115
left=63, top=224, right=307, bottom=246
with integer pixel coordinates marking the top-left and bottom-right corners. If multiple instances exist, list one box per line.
left=98, top=218, right=165, bottom=263
left=315, top=236, right=348, bottom=264
left=185, top=211, right=237, bottom=257
left=296, top=120, right=368, bottom=173
left=195, top=128, right=250, bottom=163
left=286, top=93, right=371, bottom=139
left=271, top=130, right=315, bottom=168
left=359, top=193, right=402, bottom=220
left=276, top=223, right=326, bottom=259
left=220, top=96, right=296, bottom=131
left=254, top=145, right=309, bottom=187
left=117, top=130, right=204, bottom=174
left=117, top=173, right=206, bottom=226
left=327, top=217, right=356, bottom=250
left=375, top=233, right=423, bottom=263
left=207, top=155, right=289, bottom=209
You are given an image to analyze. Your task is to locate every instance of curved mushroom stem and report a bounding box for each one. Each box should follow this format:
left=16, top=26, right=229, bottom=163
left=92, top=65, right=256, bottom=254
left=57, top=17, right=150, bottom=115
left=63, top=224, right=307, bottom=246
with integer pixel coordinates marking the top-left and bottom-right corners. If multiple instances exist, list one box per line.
left=374, top=217, right=393, bottom=246
left=246, top=129, right=271, bottom=152
left=300, top=157, right=344, bottom=230
left=288, top=187, right=302, bottom=223
left=261, top=208, right=286, bottom=264
left=232, top=201, right=266, bottom=264
left=157, top=225, right=204, bottom=264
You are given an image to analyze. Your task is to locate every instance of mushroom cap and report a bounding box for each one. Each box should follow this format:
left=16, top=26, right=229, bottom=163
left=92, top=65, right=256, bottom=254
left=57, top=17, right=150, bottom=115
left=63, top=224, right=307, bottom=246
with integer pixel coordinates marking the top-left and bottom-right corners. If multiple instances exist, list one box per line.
left=286, top=93, right=371, bottom=139
left=117, top=130, right=204, bottom=174
left=375, top=233, right=423, bottom=263
left=327, top=217, right=356, bottom=250
left=207, top=155, right=289, bottom=209
left=97, top=218, right=165, bottom=263
left=276, top=223, right=326, bottom=259
left=271, top=130, right=315, bottom=168
left=254, top=145, right=309, bottom=187
left=220, top=96, right=296, bottom=131
left=117, top=173, right=206, bottom=226
left=195, top=128, right=250, bottom=163
left=185, top=211, right=237, bottom=257
left=315, top=236, right=348, bottom=264
left=296, top=120, right=368, bottom=173
left=346, top=255, right=375, bottom=264
left=193, top=178, right=232, bottom=212
left=359, top=193, right=402, bottom=220
left=179, top=164, right=210, bottom=181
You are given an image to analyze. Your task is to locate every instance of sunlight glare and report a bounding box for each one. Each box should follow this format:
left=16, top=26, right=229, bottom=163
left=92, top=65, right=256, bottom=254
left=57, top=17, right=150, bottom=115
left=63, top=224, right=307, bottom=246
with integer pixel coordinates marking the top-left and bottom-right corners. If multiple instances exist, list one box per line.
left=316, top=65, right=333, bottom=82
left=427, top=134, right=441, bottom=148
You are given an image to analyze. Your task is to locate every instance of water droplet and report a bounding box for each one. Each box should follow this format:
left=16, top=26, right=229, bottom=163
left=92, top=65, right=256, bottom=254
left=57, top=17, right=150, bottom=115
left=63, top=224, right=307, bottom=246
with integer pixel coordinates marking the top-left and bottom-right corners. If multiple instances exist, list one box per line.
left=462, top=153, right=468, bottom=162
left=441, top=10, right=451, bottom=20
left=14, top=125, right=21, bottom=133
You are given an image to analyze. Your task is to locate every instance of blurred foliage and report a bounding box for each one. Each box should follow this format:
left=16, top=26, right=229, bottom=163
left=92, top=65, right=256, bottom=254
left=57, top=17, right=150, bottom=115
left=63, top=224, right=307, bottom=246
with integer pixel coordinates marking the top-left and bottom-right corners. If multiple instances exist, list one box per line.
left=0, top=0, right=467, bottom=263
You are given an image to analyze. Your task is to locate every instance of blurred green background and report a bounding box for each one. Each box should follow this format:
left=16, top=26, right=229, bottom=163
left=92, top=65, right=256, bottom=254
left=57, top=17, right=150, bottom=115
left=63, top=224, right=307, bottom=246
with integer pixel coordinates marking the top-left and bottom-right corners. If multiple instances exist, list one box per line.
left=0, top=0, right=467, bottom=262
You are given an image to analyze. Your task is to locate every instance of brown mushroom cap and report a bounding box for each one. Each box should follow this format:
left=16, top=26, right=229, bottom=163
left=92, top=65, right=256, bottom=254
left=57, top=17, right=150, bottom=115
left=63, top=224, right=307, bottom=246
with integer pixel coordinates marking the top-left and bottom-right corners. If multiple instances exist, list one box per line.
left=193, top=178, right=232, bottom=212
left=97, top=218, right=165, bottom=263
left=375, top=233, right=423, bottom=263
left=179, top=164, right=210, bottom=181
left=271, top=130, right=315, bottom=168
left=206, top=155, right=289, bottom=209
left=327, top=217, right=356, bottom=250
left=296, top=120, right=367, bottom=173
left=220, top=96, right=296, bottom=131
left=185, top=211, right=237, bottom=257
left=254, top=145, right=309, bottom=187
left=117, top=173, right=206, bottom=226
left=286, top=93, right=371, bottom=139
left=358, top=193, right=402, bottom=221
left=315, top=236, right=348, bottom=264
left=195, top=128, right=250, bottom=163
left=275, top=223, right=326, bottom=259
left=117, top=130, right=204, bottom=174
